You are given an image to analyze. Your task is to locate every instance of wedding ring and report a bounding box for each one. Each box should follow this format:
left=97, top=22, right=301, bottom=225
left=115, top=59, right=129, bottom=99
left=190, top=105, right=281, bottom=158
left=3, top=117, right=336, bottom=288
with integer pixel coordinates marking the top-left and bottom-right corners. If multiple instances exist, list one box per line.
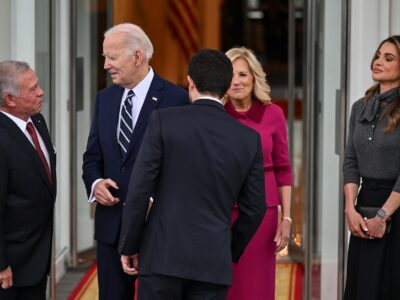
left=369, top=236, right=373, bottom=239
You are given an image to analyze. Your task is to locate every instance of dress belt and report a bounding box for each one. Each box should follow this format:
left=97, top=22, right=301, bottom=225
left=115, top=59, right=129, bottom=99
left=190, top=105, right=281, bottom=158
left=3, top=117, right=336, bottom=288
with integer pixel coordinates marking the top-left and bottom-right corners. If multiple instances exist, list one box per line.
left=264, top=166, right=274, bottom=172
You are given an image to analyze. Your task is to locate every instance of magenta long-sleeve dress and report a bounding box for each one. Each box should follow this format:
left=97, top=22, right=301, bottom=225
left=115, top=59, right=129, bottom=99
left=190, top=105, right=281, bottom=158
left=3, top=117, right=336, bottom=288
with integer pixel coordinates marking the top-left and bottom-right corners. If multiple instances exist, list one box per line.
left=225, top=100, right=292, bottom=300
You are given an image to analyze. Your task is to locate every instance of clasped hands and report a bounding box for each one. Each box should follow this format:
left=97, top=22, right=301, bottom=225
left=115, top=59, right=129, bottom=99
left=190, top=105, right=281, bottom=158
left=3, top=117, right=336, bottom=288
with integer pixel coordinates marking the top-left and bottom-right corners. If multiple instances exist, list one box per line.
left=346, top=209, right=387, bottom=239
left=121, top=254, right=139, bottom=276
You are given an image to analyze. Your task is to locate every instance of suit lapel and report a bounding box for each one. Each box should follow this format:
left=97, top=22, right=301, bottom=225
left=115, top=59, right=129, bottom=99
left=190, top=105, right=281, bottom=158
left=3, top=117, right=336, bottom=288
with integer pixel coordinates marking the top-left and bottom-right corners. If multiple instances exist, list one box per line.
left=108, top=86, right=125, bottom=159
left=0, top=113, right=52, bottom=192
left=124, top=75, right=163, bottom=160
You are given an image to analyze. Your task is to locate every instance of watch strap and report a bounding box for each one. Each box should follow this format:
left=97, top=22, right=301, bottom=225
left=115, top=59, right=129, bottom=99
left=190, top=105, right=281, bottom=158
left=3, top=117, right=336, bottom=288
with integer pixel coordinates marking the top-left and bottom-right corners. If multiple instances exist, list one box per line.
left=376, top=208, right=387, bottom=220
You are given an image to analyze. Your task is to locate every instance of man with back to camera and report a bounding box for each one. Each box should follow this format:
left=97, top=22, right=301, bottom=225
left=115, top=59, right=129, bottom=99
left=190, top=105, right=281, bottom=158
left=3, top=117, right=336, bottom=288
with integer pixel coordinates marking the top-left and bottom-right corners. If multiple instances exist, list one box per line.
left=82, top=23, right=188, bottom=299
left=0, top=60, right=57, bottom=300
left=119, top=49, right=267, bottom=300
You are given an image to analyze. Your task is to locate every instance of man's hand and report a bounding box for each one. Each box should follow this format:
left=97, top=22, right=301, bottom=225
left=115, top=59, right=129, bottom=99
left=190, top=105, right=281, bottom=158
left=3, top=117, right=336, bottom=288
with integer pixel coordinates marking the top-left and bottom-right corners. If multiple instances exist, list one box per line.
left=0, top=266, right=13, bottom=289
left=121, top=254, right=138, bottom=276
left=94, top=179, right=120, bottom=206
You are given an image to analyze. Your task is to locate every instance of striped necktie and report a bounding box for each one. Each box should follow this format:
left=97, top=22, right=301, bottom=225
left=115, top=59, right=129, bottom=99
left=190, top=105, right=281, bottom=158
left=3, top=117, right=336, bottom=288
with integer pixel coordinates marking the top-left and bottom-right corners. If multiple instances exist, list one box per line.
left=118, top=90, right=134, bottom=154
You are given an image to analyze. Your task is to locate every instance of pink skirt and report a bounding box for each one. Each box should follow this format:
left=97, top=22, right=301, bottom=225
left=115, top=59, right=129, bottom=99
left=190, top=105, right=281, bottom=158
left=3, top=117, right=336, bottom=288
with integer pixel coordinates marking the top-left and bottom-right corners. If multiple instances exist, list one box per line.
left=226, top=207, right=278, bottom=300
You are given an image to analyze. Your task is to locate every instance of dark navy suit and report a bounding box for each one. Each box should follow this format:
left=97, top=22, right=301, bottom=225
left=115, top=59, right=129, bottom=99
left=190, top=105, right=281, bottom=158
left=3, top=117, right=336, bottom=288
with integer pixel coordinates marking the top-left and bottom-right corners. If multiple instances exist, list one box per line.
left=82, top=73, right=188, bottom=299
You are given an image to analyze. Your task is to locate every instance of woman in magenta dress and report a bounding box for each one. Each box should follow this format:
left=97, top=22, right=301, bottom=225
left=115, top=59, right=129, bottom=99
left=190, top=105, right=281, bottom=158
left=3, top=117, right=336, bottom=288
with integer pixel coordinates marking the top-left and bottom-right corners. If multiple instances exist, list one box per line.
left=224, top=47, right=293, bottom=300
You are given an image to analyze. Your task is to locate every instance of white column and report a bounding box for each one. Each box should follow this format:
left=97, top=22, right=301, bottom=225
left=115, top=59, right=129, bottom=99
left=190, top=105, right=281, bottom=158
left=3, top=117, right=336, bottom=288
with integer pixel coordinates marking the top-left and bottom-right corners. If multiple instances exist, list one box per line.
left=390, top=0, right=400, bottom=34
left=11, top=0, right=36, bottom=65
left=54, top=0, right=71, bottom=283
left=0, top=0, right=11, bottom=59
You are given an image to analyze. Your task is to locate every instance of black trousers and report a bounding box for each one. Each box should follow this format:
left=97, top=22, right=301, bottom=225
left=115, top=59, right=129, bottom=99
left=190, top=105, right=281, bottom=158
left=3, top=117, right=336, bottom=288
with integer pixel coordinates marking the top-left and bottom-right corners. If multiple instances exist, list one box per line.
left=0, top=276, right=47, bottom=300
left=138, top=274, right=228, bottom=300
left=97, top=241, right=136, bottom=300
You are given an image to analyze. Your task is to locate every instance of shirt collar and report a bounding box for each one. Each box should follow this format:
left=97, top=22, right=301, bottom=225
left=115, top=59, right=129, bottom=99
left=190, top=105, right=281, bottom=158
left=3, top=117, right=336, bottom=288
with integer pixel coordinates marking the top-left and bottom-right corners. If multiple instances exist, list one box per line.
left=225, top=99, right=266, bottom=123
left=0, top=110, right=33, bottom=132
left=123, top=67, right=154, bottom=102
left=194, top=95, right=222, bottom=104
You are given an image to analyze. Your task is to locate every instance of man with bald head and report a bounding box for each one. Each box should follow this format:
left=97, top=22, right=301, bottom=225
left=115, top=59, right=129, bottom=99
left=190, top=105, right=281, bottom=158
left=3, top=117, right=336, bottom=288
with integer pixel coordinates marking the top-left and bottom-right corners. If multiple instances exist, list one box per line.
left=82, top=23, right=188, bottom=299
left=0, top=61, right=56, bottom=299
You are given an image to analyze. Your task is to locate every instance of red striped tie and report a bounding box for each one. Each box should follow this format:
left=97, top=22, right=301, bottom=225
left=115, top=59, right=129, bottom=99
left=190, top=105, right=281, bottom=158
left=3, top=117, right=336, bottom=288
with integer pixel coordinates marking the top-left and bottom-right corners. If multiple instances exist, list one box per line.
left=26, top=122, right=52, bottom=184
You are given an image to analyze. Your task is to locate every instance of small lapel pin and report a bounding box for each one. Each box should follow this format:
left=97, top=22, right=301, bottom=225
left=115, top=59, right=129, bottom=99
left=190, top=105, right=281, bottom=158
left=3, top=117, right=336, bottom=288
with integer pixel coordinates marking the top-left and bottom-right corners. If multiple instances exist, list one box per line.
left=152, top=97, right=158, bottom=101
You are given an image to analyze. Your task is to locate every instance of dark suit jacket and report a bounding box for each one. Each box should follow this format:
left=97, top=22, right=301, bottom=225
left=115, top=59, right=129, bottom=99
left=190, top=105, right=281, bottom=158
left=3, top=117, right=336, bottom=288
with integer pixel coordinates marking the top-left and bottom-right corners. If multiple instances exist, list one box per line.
left=119, top=99, right=266, bottom=286
left=0, top=112, right=56, bottom=286
left=82, top=73, right=188, bottom=244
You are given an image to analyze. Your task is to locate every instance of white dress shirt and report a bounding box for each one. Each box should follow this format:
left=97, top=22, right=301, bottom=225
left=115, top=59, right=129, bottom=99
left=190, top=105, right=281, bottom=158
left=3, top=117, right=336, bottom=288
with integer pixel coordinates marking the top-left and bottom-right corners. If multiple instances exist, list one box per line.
left=0, top=110, right=50, bottom=168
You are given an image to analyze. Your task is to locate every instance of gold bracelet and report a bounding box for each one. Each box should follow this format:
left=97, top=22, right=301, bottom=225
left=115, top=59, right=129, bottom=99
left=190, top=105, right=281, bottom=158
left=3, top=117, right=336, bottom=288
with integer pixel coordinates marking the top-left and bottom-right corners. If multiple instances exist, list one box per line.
left=282, top=216, right=292, bottom=223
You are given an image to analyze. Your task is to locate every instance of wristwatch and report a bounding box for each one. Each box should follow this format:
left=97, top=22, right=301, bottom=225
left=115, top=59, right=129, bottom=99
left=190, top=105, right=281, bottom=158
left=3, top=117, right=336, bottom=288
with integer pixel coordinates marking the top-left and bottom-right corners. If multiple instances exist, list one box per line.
left=376, top=208, right=388, bottom=220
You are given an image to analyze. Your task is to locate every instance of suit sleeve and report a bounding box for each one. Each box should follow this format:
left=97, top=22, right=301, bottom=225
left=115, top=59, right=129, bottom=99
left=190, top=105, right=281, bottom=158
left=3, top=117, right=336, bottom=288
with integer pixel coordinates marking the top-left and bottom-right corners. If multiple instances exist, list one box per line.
left=119, top=111, right=163, bottom=255
left=231, top=135, right=266, bottom=263
left=0, top=146, right=8, bottom=271
left=82, top=95, right=103, bottom=197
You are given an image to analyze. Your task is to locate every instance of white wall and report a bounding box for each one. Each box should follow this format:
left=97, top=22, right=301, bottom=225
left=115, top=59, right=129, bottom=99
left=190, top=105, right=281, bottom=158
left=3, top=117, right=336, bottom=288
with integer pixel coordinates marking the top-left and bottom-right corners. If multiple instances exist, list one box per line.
left=0, top=0, right=11, bottom=59
left=11, top=0, right=36, bottom=65
left=348, top=0, right=390, bottom=108
left=390, top=0, right=400, bottom=35
left=0, top=0, right=35, bottom=64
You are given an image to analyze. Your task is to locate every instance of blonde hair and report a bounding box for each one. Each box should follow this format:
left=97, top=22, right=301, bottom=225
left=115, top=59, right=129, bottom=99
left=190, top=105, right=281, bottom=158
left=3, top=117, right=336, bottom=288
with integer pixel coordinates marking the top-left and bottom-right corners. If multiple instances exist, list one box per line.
left=225, top=47, right=271, bottom=104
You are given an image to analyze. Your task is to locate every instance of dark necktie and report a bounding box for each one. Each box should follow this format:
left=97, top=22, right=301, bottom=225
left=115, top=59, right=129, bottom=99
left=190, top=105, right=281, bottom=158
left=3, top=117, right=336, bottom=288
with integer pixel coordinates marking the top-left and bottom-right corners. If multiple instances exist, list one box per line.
left=26, top=122, right=52, bottom=184
left=118, top=90, right=134, bottom=154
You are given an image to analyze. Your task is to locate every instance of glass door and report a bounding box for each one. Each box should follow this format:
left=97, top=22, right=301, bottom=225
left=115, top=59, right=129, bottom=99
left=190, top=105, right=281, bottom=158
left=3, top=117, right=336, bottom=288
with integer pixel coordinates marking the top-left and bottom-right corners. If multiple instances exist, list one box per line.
left=70, top=0, right=109, bottom=266
left=221, top=0, right=308, bottom=298
left=221, top=0, right=350, bottom=298
left=303, top=0, right=349, bottom=299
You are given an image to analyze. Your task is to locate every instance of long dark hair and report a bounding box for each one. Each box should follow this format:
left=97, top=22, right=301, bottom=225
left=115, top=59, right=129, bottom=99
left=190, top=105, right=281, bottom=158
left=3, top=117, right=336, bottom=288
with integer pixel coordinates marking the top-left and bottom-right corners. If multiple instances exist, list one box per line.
left=364, top=35, right=400, bottom=133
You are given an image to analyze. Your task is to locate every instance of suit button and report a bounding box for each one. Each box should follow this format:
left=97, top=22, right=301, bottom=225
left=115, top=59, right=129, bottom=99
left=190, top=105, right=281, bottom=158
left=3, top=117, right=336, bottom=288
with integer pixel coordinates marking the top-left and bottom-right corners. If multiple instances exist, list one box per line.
left=123, top=203, right=126, bottom=206
left=121, top=167, right=126, bottom=172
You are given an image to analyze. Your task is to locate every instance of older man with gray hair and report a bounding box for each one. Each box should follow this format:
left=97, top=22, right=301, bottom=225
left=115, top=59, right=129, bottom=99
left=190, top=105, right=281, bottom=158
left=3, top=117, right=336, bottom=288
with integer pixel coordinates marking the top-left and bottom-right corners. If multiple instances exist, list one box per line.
left=82, top=23, right=188, bottom=299
left=0, top=60, right=56, bottom=300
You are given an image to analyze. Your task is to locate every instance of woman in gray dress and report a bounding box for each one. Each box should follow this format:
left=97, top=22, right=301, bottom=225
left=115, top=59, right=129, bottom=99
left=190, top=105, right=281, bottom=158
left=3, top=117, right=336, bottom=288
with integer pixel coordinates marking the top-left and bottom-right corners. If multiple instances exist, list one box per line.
left=343, top=35, right=400, bottom=300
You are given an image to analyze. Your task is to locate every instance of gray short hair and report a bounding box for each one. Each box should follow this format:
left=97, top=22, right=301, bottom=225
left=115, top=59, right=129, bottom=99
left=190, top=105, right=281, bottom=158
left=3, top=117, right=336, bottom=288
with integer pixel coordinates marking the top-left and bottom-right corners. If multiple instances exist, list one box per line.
left=0, top=60, right=31, bottom=106
left=104, top=23, right=154, bottom=62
